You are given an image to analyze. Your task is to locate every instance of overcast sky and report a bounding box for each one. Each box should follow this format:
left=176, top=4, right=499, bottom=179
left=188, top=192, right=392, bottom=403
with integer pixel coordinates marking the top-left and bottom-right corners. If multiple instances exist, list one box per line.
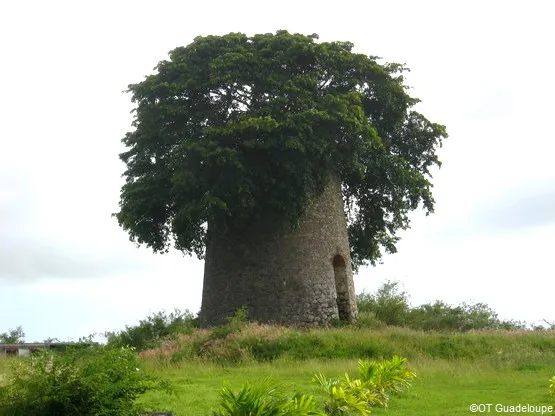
left=1, top=0, right=553, bottom=342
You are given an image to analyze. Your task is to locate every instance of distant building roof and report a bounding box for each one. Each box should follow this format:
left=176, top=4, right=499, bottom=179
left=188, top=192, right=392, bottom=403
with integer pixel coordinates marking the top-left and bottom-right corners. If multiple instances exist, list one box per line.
left=0, top=343, right=75, bottom=350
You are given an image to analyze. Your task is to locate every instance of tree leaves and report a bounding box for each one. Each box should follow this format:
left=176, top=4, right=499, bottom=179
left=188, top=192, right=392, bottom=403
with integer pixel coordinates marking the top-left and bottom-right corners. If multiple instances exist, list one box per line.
left=114, top=30, right=447, bottom=266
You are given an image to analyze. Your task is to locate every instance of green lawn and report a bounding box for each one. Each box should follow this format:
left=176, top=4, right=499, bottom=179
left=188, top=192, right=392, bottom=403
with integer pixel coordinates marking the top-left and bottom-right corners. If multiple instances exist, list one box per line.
left=138, top=357, right=555, bottom=416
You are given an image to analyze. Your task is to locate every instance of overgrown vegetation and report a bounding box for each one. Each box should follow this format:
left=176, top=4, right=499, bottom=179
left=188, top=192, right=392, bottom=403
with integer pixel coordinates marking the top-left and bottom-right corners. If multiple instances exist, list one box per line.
left=105, top=309, right=198, bottom=352
left=0, top=345, right=172, bottom=416
left=98, top=281, right=545, bottom=358
left=356, top=280, right=528, bottom=331
left=137, top=318, right=555, bottom=369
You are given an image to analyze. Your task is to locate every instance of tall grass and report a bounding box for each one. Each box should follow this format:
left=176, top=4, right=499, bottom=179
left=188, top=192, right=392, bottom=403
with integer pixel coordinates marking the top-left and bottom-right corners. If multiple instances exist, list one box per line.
left=138, top=322, right=555, bottom=372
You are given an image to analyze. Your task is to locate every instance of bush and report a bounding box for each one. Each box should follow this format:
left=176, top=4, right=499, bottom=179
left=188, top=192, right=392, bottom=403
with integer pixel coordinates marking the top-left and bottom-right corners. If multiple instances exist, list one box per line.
left=0, top=345, right=172, bottom=416
left=353, top=312, right=385, bottom=330
left=356, top=281, right=410, bottom=327
left=356, top=281, right=530, bottom=332
left=496, top=319, right=527, bottom=331
left=313, top=355, right=416, bottom=415
left=406, top=300, right=527, bottom=332
left=210, top=306, right=249, bottom=340
left=407, top=300, right=468, bottom=331
left=211, top=379, right=323, bottom=416
left=166, top=307, right=252, bottom=364
left=105, top=309, right=198, bottom=351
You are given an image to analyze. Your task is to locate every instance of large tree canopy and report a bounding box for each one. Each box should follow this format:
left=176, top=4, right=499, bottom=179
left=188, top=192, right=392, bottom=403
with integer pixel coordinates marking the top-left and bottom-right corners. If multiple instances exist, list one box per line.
left=115, top=30, right=447, bottom=270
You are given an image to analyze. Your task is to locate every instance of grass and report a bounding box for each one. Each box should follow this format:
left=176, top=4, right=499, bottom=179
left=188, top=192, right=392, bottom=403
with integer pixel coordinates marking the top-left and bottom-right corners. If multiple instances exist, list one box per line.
left=371, top=359, right=553, bottom=416
left=135, top=356, right=555, bottom=416
left=2, top=326, right=554, bottom=415
left=132, top=326, right=555, bottom=415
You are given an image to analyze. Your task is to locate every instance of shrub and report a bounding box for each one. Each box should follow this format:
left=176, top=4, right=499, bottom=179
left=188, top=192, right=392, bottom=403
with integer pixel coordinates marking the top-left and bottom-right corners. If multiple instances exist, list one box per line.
left=496, top=319, right=528, bottom=331
left=357, top=355, right=416, bottom=399
left=353, top=312, right=385, bottom=330
left=406, top=300, right=526, bottom=332
left=356, top=281, right=531, bottom=332
left=312, top=373, right=372, bottom=415
left=211, top=378, right=323, bottom=416
left=356, top=281, right=410, bottom=327
left=105, top=309, right=197, bottom=351
left=0, top=345, right=172, bottom=416
left=313, top=355, right=416, bottom=415
left=210, top=306, right=249, bottom=340
left=407, top=300, right=467, bottom=331
left=165, top=307, right=253, bottom=364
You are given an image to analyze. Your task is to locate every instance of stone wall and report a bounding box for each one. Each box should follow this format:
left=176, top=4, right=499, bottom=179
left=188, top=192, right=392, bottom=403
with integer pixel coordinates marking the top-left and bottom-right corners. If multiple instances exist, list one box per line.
left=200, top=176, right=358, bottom=327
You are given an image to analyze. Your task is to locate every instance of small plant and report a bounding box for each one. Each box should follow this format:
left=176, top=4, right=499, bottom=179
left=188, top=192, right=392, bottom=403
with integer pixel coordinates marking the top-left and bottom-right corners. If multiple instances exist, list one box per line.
left=211, top=378, right=323, bottom=416
left=312, top=373, right=371, bottom=415
left=549, top=376, right=555, bottom=396
left=0, top=344, right=172, bottom=416
left=357, top=355, right=416, bottom=397
left=313, top=355, right=416, bottom=415
left=209, top=306, right=250, bottom=340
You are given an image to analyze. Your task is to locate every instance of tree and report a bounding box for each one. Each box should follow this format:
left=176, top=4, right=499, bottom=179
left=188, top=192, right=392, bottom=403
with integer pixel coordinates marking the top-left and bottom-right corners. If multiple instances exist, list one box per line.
left=114, top=30, right=447, bottom=326
left=0, top=325, right=25, bottom=343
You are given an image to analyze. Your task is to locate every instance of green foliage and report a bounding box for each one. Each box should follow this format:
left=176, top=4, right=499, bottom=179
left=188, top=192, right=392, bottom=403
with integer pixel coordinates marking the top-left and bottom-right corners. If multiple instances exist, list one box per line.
left=213, top=328, right=395, bottom=363
left=211, top=379, right=324, bottom=416
left=134, top=352, right=554, bottom=416
left=312, top=373, right=371, bottom=415
left=0, top=345, right=172, bottom=416
left=105, top=309, right=197, bottom=351
left=357, top=355, right=416, bottom=397
left=281, top=333, right=326, bottom=360
left=211, top=306, right=250, bottom=340
left=356, top=281, right=529, bottom=332
left=209, top=357, right=414, bottom=416
left=0, top=326, right=25, bottom=344
left=168, top=307, right=253, bottom=364
left=157, top=320, right=555, bottom=366
left=357, top=281, right=410, bottom=326
left=114, top=30, right=447, bottom=268
left=406, top=300, right=527, bottom=332
left=549, top=376, right=555, bottom=396
left=495, top=319, right=528, bottom=331
left=313, top=356, right=416, bottom=415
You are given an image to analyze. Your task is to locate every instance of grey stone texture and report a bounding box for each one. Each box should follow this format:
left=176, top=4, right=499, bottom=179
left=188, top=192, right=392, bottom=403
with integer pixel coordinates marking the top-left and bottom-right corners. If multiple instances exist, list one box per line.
left=200, top=176, right=358, bottom=327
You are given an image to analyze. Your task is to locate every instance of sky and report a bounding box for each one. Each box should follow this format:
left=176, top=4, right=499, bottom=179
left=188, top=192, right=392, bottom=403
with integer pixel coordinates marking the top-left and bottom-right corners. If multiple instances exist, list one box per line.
left=1, top=0, right=554, bottom=342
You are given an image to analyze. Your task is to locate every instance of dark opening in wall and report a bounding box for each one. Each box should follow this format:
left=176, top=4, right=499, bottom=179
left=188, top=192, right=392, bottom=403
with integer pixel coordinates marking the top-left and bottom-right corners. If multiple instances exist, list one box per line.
left=333, top=254, right=349, bottom=321
left=5, top=348, right=17, bottom=356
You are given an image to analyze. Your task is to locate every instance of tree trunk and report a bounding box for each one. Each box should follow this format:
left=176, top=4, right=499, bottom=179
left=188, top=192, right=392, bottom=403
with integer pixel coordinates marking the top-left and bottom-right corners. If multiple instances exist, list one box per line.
left=199, top=176, right=358, bottom=327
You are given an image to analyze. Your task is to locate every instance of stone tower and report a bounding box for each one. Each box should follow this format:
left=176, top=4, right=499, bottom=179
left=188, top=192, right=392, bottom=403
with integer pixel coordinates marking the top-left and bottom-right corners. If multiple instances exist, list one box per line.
left=199, top=176, right=358, bottom=327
